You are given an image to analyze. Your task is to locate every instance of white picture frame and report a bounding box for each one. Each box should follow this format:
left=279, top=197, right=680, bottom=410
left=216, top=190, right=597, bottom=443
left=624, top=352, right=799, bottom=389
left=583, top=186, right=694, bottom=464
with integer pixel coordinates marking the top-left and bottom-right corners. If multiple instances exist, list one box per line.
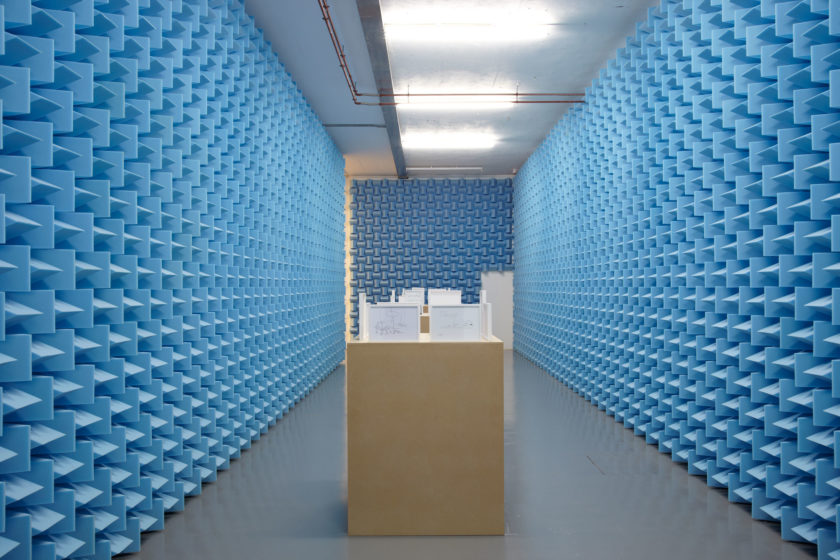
left=368, top=303, right=421, bottom=341
left=429, top=304, right=481, bottom=341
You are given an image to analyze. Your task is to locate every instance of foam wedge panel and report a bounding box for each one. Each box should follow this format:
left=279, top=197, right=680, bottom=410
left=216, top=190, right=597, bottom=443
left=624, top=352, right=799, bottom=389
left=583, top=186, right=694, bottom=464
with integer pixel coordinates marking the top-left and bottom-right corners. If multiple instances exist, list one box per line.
left=515, top=1, right=840, bottom=557
left=0, top=0, right=346, bottom=558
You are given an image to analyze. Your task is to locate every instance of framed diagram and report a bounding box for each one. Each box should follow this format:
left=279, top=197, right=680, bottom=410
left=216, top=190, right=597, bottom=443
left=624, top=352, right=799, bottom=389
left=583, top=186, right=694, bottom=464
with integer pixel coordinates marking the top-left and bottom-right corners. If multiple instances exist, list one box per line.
left=429, top=304, right=481, bottom=341
left=368, top=304, right=421, bottom=341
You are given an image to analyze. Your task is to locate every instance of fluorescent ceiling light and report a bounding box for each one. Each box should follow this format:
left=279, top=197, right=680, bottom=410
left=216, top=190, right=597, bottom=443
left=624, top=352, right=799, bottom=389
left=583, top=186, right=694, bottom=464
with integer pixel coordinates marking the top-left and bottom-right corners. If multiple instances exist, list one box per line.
left=383, top=6, right=553, bottom=43
left=406, top=166, right=484, bottom=172
left=396, top=94, right=514, bottom=111
left=386, top=24, right=551, bottom=43
left=402, top=131, right=498, bottom=150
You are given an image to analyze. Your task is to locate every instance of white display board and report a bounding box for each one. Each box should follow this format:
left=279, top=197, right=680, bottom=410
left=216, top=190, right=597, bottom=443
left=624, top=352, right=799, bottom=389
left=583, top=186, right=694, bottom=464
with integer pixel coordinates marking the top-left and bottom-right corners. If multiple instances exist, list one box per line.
left=398, top=288, right=424, bottom=305
left=359, top=292, right=369, bottom=341
left=481, top=303, right=493, bottom=340
left=428, top=289, right=461, bottom=305
left=368, top=303, right=421, bottom=341
left=429, top=304, right=481, bottom=341
left=479, top=290, right=492, bottom=340
left=481, top=271, right=513, bottom=349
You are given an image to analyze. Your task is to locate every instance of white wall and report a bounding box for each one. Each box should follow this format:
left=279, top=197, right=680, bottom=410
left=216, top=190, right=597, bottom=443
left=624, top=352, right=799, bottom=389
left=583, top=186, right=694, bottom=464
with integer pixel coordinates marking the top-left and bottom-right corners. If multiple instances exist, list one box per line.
left=481, top=271, right=514, bottom=349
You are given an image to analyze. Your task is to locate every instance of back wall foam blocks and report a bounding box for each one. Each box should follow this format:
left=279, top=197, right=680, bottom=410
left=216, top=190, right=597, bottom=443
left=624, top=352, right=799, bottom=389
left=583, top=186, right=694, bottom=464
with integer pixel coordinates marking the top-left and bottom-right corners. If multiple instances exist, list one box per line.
left=349, top=178, right=513, bottom=334
left=0, top=0, right=346, bottom=558
left=514, top=0, right=840, bottom=558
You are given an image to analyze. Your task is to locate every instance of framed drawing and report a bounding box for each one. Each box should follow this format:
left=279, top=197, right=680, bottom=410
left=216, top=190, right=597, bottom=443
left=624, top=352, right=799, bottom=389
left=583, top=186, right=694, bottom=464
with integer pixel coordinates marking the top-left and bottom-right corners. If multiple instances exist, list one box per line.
left=368, top=303, right=421, bottom=341
left=429, top=304, right=481, bottom=341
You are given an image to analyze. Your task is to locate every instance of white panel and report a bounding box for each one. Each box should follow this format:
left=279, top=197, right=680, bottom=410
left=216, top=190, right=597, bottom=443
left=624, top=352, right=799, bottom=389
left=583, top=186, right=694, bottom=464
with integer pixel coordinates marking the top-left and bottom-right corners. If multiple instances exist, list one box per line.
left=369, top=304, right=421, bottom=341
left=359, top=292, right=369, bottom=340
left=481, top=302, right=493, bottom=340
left=428, top=289, right=462, bottom=305
left=398, top=288, right=425, bottom=305
left=481, top=271, right=513, bottom=349
left=430, top=304, right=481, bottom=341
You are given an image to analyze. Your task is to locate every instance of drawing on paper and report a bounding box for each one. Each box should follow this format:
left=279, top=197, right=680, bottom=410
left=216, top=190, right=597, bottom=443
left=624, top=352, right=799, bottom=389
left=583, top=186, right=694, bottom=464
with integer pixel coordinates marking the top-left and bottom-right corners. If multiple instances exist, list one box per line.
left=368, top=304, right=419, bottom=340
left=373, top=309, right=409, bottom=336
left=430, top=305, right=481, bottom=340
left=439, top=309, right=475, bottom=330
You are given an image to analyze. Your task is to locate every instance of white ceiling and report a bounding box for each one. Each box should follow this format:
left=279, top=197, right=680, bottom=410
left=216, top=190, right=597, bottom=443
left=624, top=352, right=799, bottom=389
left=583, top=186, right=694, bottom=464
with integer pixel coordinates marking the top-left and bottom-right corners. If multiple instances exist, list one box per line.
left=244, top=0, right=660, bottom=178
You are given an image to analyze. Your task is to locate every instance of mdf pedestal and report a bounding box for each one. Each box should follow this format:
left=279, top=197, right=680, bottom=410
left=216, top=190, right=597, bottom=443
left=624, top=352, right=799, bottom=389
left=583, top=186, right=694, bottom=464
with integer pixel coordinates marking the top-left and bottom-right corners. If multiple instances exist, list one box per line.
left=346, top=335, right=504, bottom=535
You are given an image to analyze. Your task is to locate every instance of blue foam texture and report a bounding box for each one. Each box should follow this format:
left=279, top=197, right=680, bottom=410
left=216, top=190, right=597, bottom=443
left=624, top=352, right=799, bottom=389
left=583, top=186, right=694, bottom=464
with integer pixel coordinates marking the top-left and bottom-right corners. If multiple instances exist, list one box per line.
left=515, top=0, right=840, bottom=557
left=0, top=0, right=346, bottom=558
left=350, top=178, right=513, bottom=333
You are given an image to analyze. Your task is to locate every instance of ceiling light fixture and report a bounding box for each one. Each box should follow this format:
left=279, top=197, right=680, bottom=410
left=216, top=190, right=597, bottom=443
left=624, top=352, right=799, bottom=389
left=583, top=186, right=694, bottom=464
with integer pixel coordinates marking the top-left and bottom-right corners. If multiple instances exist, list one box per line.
left=383, top=6, right=554, bottom=43
left=402, top=131, right=498, bottom=150
left=406, top=166, right=484, bottom=172
left=317, top=0, right=584, bottom=107
left=385, top=23, right=552, bottom=43
left=396, top=94, right=515, bottom=111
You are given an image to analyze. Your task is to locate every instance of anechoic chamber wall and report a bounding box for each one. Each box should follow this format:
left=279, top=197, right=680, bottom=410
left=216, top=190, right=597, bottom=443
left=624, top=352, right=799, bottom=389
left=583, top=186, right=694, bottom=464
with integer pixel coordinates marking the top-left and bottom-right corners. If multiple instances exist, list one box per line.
left=515, top=1, right=840, bottom=556
left=0, top=0, right=345, bottom=557
left=350, top=178, right=513, bottom=333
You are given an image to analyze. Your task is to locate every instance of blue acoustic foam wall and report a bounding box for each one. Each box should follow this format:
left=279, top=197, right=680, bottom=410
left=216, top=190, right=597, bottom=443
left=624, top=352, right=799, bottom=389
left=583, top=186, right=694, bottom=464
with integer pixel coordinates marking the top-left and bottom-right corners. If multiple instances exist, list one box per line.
left=350, top=178, right=513, bottom=333
left=515, top=0, right=840, bottom=557
left=0, top=0, right=346, bottom=558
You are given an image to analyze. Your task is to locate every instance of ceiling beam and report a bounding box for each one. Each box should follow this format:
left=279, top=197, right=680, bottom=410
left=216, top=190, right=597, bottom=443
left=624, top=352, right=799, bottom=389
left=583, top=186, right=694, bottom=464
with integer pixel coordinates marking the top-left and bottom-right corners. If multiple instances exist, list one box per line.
left=355, top=0, right=407, bottom=178
left=324, top=123, right=387, bottom=128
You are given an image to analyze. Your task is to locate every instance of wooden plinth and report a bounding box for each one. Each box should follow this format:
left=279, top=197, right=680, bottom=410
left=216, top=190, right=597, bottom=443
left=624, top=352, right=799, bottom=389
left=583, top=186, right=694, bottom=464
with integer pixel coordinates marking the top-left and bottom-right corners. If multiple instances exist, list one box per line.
left=346, top=334, right=504, bottom=535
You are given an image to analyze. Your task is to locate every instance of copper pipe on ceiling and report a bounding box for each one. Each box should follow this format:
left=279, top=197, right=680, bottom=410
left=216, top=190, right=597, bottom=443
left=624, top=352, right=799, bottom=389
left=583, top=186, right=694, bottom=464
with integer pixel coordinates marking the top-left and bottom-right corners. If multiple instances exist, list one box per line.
left=318, top=0, right=361, bottom=103
left=317, top=0, right=586, bottom=107
left=362, top=92, right=586, bottom=97
left=373, top=100, right=585, bottom=106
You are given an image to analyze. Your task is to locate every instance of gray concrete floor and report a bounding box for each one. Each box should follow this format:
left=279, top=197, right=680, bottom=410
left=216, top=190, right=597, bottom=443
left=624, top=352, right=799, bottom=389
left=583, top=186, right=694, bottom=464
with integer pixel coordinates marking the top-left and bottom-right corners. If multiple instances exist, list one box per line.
left=123, top=352, right=817, bottom=560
